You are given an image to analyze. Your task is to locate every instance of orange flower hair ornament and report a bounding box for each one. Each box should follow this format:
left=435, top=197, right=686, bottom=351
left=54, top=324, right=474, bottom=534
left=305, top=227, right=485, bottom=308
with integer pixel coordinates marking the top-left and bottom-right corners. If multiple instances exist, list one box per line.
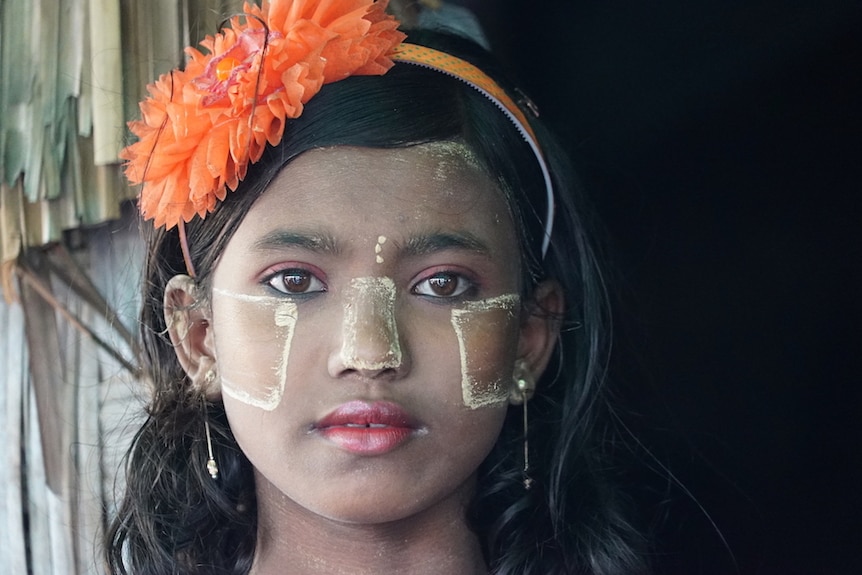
left=121, top=0, right=554, bottom=269
left=121, top=0, right=406, bottom=230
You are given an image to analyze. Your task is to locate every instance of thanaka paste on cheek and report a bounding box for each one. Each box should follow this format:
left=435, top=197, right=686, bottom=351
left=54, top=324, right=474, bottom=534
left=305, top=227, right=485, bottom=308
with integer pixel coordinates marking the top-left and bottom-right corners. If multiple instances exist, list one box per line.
left=340, top=277, right=402, bottom=370
left=211, top=288, right=297, bottom=411
left=450, top=294, right=521, bottom=409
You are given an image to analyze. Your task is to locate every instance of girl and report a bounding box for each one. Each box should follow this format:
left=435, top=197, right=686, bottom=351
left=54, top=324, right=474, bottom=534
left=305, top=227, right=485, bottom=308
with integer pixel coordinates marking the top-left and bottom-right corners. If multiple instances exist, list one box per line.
left=106, top=1, right=646, bottom=573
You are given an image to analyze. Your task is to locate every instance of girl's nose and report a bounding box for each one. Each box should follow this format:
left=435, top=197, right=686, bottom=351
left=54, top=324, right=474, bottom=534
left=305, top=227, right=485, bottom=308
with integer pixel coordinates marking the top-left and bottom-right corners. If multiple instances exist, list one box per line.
left=328, top=277, right=407, bottom=379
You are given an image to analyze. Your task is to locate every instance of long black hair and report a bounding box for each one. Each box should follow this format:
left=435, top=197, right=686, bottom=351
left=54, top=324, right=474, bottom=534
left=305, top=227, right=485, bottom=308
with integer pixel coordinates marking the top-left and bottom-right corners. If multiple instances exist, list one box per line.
left=106, top=31, right=647, bottom=575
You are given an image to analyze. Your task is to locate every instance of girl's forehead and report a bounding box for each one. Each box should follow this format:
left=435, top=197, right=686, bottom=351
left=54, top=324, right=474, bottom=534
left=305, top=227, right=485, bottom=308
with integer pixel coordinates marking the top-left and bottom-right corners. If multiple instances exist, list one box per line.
left=281, top=142, right=487, bottom=190
left=234, top=143, right=513, bottom=243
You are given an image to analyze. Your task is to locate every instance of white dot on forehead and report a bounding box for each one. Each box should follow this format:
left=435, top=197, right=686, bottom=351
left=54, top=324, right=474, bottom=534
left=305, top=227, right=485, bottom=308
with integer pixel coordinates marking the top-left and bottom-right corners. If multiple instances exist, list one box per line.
left=375, top=236, right=387, bottom=264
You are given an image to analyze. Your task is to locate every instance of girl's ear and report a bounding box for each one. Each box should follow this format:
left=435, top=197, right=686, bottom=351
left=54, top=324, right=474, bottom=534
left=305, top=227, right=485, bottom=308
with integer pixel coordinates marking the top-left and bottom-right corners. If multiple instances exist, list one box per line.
left=164, top=274, right=220, bottom=398
left=517, top=279, right=564, bottom=382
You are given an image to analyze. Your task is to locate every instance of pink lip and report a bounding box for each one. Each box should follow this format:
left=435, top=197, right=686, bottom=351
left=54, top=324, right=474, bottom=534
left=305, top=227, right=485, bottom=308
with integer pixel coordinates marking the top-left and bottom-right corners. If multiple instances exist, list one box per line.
left=314, top=400, right=418, bottom=455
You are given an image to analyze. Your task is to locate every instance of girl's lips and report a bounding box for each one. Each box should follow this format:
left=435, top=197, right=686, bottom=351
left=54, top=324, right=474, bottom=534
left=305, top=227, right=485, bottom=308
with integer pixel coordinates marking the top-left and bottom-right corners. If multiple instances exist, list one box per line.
left=314, top=400, right=419, bottom=455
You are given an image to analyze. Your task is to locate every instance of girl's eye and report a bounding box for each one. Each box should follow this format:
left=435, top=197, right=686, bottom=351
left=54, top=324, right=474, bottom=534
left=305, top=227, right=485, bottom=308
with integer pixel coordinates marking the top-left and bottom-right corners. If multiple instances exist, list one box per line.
left=413, top=272, right=473, bottom=298
left=266, top=268, right=326, bottom=295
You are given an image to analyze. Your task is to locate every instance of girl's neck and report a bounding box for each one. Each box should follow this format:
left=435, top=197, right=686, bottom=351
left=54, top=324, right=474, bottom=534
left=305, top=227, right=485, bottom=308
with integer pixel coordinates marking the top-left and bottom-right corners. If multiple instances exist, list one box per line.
left=250, top=480, right=487, bottom=575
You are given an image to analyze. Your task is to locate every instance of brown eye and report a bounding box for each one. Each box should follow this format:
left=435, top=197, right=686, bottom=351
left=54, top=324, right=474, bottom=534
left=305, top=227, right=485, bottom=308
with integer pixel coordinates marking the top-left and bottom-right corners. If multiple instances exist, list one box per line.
left=282, top=271, right=310, bottom=292
left=413, top=272, right=472, bottom=298
left=428, top=274, right=457, bottom=296
left=267, top=269, right=325, bottom=295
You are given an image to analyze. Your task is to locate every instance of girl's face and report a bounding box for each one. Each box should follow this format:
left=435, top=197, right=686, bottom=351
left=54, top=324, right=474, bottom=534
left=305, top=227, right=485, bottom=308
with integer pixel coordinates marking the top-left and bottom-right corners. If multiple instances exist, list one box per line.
left=187, top=143, right=552, bottom=525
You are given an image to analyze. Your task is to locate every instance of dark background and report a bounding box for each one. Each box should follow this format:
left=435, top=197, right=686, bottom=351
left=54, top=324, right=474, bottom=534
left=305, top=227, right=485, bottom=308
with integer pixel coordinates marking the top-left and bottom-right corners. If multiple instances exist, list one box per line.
left=470, top=1, right=861, bottom=573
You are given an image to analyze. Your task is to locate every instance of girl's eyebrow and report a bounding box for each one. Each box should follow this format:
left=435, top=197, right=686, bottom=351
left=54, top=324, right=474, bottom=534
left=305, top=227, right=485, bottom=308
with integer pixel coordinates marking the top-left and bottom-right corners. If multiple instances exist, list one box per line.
left=252, top=230, right=489, bottom=258
left=252, top=230, right=341, bottom=255
left=401, top=232, right=490, bottom=258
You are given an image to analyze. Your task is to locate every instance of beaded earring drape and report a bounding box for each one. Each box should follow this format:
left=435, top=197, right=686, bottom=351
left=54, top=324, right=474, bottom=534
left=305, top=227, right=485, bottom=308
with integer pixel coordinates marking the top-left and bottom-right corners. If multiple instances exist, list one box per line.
left=510, top=360, right=536, bottom=489
left=201, top=377, right=219, bottom=480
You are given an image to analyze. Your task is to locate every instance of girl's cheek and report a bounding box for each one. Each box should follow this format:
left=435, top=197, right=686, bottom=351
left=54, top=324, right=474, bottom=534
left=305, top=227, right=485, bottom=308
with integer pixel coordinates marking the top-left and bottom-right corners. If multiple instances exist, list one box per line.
left=450, top=294, right=521, bottom=409
left=212, top=289, right=297, bottom=411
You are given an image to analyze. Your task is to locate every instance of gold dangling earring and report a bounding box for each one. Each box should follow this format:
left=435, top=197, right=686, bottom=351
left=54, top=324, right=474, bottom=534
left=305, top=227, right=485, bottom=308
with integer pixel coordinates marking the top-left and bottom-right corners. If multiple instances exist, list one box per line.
left=202, top=372, right=219, bottom=480
left=510, top=360, right=536, bottom=490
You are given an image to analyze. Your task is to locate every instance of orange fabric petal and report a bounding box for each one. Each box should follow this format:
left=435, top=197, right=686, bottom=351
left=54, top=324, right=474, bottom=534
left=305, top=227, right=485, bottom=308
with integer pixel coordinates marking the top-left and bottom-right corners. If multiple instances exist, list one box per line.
left=206, top=124, right=232, bottom=180
left=188, top=141, right=215, bottom=207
